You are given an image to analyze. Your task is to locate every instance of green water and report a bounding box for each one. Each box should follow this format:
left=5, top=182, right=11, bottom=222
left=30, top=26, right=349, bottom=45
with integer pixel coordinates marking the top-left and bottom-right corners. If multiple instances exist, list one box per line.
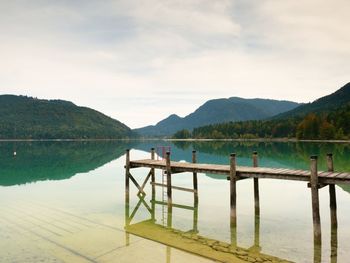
left=1, top=140, right=350, bottom=262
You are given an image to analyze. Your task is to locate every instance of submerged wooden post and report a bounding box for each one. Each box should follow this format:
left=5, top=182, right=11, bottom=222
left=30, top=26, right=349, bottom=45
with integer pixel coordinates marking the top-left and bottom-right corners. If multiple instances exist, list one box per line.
left=192, top=150, right=198, bottom=193
left=230, top=153, right=237, bottom=247
left=310, top=155, right=322, bottom=246
left=151, top=148, right=156, bottom=221
left=125, top=149, right=130, bottom=246
left=166, top=151, right=172, bottom=203
left=253, top=151, right=260, bottom=216
left=327, top=153, right=337, bottom=228
left=253, top=151, right=260, bottom=249
left=327, top=153, right=338, bottom=263
left=193, top=199, right=199, bottom=233
left=192, top=150, right=199, bottom=206
left=125, top=149, right=130, bottom=194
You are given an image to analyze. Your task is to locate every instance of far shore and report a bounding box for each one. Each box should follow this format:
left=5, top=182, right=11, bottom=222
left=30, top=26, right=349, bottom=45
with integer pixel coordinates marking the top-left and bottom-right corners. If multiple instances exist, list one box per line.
left=165, top=138, right=350, bottom=143
left=0, top=137, right=350, bottom=143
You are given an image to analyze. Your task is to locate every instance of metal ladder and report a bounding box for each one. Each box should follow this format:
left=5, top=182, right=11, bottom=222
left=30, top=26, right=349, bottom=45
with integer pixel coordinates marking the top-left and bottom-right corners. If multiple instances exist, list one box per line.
left=156, top=146, right=171, bottom=226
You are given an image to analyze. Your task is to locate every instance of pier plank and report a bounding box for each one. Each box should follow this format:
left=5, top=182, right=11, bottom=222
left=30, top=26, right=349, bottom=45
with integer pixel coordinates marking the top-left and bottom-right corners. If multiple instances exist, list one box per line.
left=129, top=159, right=350, bottom=185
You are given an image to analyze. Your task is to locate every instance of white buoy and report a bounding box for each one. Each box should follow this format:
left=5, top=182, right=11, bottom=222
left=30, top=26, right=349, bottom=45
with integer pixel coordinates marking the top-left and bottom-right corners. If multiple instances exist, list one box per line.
left=13, top=151, right=16, bottom=156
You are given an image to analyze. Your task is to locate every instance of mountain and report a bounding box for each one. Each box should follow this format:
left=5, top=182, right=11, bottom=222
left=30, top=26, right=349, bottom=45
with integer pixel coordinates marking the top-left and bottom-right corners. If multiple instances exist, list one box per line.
left=0, top=95, right=134, bottom=139
left=134, top=97, right=300, bottom=136
left=190, top=82, right=350, bottom=140
left=276, top=82, right=350, bottom=119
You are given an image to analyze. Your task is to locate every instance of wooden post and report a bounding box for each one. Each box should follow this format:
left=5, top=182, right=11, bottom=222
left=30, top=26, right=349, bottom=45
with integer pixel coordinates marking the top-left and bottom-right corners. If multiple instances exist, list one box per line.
left=167, top=203, right=173, bottom=229
left=151, top=148, right=156, bottom=221
left=327, top=153, right=337, bottom=228
left=166, top=151, right=172, bottom=203
left=125, top=149, right=130, bottom=246
left=166, top=246, right=171, bottom=263
left=193, top=199, right=198, bottom=233
left=327, top=153, right=338, bottom=263
left=253, top=151, right=260, bottom=216
left=125, top=149, right=130, bottom=194
left=230, top=153, right=237, bottom=247
left=253, top=152, right=260, bottom=250
left=192, top=150, right=198, bottom=193
left=192, top=150, right=199, bottom=206
left=310, top=155, right=322, bottom=246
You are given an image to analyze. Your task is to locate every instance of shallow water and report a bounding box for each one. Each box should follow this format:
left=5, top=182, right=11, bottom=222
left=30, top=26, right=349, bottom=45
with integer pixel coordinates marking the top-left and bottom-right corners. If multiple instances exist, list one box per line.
left=1, top=140, right=350, bottom=262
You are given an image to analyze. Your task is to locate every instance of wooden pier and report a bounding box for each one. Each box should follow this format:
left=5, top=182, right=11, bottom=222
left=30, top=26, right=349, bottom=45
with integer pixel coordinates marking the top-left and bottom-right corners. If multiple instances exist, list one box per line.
left=125, top=149, right=346, bottom=263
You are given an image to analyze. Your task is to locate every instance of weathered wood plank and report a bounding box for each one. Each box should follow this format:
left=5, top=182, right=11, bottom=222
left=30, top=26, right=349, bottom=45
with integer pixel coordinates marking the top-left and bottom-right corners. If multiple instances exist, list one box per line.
left=150, top=182, right=195, bottom=193
left=129, top=159, right=350, bottom=184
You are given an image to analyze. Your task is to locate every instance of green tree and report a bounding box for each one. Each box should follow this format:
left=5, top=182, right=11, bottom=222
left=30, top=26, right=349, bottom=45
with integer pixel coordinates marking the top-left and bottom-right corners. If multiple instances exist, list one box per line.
left=172, top=129, right=191, bottom=139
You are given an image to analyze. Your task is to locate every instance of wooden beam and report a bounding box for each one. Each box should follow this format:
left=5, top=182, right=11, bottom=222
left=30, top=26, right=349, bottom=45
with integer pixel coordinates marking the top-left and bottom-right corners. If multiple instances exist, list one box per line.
left=151, top=200, right=195, bottom=211
left=150, top=182, right=195, bottom=193
left=307, top=182, right=328, bottom=189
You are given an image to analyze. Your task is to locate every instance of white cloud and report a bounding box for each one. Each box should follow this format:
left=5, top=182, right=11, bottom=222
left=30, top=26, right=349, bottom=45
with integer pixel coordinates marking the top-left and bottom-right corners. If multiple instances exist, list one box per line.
left=0, top=0, right=349, bottom=128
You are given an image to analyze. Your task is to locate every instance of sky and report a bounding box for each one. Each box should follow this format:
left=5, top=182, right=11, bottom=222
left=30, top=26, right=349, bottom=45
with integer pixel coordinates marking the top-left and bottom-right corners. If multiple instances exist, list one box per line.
left=0, top=0, right=349, bottom=128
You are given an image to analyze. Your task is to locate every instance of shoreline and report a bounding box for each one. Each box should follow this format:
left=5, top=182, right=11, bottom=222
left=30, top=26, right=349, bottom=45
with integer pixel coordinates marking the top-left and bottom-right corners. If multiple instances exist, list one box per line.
left=166, top=138, right=350, bottom=143
left=0, top=137, right=349, bottom=143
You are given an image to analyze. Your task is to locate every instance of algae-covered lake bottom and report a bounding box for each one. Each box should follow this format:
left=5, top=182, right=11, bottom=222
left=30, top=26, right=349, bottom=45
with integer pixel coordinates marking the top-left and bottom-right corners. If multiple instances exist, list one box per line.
left=1, top=140, right=350, bottom=263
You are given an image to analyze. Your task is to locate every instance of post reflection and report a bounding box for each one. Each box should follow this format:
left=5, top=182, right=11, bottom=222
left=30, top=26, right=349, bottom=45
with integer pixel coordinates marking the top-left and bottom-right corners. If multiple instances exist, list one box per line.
left=124, top=159, right=339, bottom=263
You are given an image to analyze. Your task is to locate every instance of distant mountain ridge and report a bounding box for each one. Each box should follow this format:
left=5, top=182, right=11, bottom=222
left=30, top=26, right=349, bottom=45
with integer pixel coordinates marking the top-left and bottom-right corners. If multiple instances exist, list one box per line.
left=190, top=82, right=350, bottom=140
left=135, top=97, right=300, bottom=136
left=0, top=95, right=134, bottom=139
left=275, top=82, right=350, bottom=119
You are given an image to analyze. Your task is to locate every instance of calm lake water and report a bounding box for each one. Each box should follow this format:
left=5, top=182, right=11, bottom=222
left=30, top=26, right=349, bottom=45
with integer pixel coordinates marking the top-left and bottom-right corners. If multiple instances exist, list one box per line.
left=1, top=140, right=350, bottom=263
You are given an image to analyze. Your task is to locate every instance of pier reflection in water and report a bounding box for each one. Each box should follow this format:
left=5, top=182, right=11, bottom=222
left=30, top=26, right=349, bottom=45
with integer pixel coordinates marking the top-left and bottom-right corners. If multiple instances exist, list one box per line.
left=125, top=149, right=339, bottom=263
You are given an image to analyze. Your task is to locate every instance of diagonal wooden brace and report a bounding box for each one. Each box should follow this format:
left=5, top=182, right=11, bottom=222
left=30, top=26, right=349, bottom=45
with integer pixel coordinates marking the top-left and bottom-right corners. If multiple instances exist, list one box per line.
left=128, top=172, right=146, bottom=196
left=137, top=170, right=152, bottom=195
left=128, top=194, right=153, bottom=224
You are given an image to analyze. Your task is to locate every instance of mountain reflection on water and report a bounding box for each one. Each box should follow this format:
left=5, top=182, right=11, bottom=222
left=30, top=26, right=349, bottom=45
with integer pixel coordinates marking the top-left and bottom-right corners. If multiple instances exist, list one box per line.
left=1, top=140, right=350, bottom=194
left=0, top=141, right=136, bottom=186
left=1, top=140, right=350, bottom=262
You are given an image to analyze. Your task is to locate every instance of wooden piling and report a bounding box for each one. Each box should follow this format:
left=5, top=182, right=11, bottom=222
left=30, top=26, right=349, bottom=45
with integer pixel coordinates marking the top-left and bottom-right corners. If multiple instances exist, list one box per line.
left=151, top=147, right=155, bottom=182
left=230, top=153, right=237, bottom=247
left=253, top=151, right=260, bottom=216
left=327, top=153, right=338, bottom=262
left=192, top=150, right=198, bottom=194
left=327, top=153, right=337, bottom=228
left=125, top=149, right=130, bottom=246
left=166, top=151, right=172, bottom=203
left=150, top=148, right=156, bottom=221
left=310, top=155, right=321, bottom=245
left=193, top=201, right=198, bottom=233
left=125, top=149, right=130, bottom=194
left=192, top=150, right=199, bottom=206
left=252, top=151, right=260, bottom=249
left=151, top=148, right=156, bottom=221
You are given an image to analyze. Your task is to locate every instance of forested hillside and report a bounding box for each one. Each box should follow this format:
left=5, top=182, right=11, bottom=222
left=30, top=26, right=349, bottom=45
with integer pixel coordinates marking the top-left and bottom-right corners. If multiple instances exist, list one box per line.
left=136, top=97, right=299, bottom=136
left=0, top=95, right=134, bottom=139
left=174, top=83, right=350, bottom=140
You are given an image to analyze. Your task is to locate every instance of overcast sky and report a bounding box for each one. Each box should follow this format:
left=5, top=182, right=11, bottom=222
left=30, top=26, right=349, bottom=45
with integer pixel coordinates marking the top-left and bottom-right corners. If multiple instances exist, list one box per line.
left=0, top=0, right=349, bottom=128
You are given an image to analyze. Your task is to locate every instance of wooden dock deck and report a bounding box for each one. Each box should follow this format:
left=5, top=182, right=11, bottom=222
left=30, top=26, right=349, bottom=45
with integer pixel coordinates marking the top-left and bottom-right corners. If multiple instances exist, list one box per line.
left=125, top=148, right=345, bottom=262
left=130, top=159, right=350, bottom=185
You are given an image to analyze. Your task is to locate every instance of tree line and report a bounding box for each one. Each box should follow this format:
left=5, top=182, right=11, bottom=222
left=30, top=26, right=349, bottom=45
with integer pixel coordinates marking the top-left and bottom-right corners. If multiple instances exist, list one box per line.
left=173, top=104, right=350, bottom=140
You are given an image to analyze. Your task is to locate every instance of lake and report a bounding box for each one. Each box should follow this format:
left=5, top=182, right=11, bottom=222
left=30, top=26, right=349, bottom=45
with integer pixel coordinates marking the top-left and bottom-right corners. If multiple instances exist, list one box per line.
left=1, top=140, right=350, bottom=263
